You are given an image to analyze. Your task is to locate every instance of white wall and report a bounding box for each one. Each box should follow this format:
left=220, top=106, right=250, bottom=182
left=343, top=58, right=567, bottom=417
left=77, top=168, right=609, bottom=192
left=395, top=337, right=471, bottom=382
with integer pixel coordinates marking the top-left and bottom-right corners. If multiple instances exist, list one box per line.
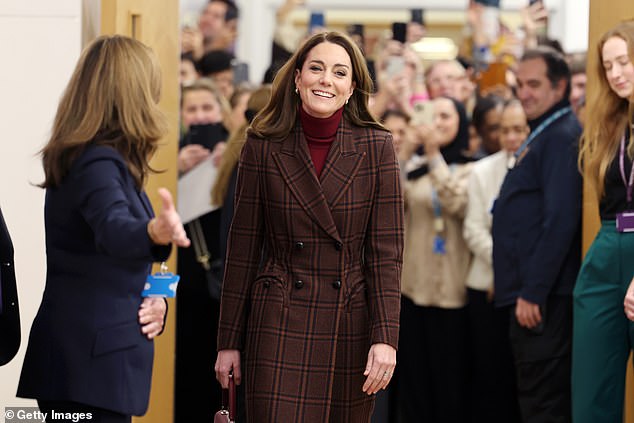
left=0, top=0, right=81, bottom=407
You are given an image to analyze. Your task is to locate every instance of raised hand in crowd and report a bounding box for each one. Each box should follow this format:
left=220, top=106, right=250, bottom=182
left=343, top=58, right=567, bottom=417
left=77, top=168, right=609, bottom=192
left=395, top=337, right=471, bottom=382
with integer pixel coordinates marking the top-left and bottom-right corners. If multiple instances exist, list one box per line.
left=521, top=1, right=548, bottom=49
left=181, top=26, right=204, bottom=61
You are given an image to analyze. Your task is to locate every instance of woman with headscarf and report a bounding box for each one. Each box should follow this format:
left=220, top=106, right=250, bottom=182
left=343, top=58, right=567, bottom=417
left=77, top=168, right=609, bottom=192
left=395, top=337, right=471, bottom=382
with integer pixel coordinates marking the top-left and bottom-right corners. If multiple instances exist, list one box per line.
left=396, top=96, right=473, bottom=423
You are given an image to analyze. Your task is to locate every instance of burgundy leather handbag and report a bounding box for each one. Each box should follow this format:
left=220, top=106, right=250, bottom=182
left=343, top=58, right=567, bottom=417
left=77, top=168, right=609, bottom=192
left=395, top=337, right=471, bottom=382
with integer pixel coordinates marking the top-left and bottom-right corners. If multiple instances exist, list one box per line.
left=214, top=373, right=236, bottom=423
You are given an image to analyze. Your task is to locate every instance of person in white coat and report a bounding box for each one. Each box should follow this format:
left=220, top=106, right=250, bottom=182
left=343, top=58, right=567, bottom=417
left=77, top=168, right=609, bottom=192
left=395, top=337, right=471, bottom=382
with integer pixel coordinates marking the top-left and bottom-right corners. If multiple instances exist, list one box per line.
left=463, top=99, right=528, bottom=422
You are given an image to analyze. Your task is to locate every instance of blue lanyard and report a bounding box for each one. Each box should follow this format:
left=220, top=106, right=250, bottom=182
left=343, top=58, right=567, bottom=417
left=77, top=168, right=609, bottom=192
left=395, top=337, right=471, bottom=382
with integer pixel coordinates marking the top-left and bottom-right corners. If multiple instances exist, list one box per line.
left=431, top=187, right=442, bottom=218
left=513, top=106, right=572, bottom=161
left=618, top=133, right=634, bottom=204
left=430, top=164, right=455, bottom=220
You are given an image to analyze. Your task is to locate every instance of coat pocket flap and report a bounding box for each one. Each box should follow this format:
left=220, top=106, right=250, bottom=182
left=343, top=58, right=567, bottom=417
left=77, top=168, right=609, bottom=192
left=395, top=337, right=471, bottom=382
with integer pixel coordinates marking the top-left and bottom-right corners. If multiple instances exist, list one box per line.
left=92, top=321, right=141, bottom=357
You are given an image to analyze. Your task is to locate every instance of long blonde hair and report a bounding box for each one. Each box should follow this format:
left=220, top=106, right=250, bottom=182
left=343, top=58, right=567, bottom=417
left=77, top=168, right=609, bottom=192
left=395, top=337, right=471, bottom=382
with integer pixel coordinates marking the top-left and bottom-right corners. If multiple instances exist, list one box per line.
left=579, top=21, right=634, bottom=198
left=41, top=35, right=168, bottom=188
left=212, top=85, right=272, bottom=206
left=249, top=31, right=383, bottom=140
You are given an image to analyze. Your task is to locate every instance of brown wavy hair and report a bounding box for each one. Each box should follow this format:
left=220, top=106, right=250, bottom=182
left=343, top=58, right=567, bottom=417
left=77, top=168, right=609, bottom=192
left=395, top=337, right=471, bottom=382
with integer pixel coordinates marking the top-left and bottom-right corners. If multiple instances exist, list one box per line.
left=41, top=35, right=168, bottom=188
left=579, top=20, right=634, bottom=198
left=212, top=85, right=272, bottom=206
left=249, top=31, right=384, bottom=140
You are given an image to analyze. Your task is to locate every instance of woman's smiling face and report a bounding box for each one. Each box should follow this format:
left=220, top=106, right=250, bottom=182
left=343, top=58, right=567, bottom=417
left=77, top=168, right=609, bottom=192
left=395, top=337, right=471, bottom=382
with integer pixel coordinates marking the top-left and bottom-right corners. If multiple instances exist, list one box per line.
left=432, top=97, right=460, bottom=147
left=294, top=41, right=355, bottom=118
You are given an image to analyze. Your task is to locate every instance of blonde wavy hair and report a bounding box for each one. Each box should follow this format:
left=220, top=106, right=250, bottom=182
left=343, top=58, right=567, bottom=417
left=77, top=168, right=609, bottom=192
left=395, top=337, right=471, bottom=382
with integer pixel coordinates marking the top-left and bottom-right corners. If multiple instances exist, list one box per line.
left=41, top=35, right=168, bottom=188
left=211, top=85, right=272, bottom=206
left=579, top=20, right=634, bottom=199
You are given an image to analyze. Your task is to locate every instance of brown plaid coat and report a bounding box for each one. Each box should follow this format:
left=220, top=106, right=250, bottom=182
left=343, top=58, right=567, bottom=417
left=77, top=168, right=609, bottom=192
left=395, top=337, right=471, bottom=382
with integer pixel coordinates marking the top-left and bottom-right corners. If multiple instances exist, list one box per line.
left=217, top=118, right=404, bottom=422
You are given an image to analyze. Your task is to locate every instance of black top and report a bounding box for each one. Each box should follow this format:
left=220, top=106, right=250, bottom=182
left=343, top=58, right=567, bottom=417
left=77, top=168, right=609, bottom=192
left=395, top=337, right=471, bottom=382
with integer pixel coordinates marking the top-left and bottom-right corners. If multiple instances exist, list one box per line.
left=600, top=131, right=633, bottom=220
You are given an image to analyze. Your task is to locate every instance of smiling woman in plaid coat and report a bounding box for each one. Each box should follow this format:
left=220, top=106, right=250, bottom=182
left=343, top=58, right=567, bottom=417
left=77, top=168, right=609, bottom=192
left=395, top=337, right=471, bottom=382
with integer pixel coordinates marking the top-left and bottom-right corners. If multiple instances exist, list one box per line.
left=214, top=31, right=404, bottom=422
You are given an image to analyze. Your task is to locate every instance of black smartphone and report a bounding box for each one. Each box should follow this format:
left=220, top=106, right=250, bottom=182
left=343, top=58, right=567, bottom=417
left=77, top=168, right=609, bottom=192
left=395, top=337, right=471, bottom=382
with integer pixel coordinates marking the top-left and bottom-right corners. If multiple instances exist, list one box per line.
left=182, top=123, right=227, bottom=151
left=391, top=22, right=407, bottom=43
left=410, top=9, right=424, bottom=25
left=309, top=12, right=325, bottom=32
left=232, top=62, right=249, bottom=85
left=474, top=0, right=500, bottom=6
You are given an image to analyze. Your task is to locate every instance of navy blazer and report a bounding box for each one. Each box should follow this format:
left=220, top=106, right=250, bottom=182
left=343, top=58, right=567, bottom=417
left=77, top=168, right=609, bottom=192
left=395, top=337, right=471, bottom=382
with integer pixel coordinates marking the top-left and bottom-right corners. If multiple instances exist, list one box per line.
left=17, top=144, right=170, bottom=415
left=492, top=100, right=582, bottom=307
left=0, top=207, right=20, bottom=366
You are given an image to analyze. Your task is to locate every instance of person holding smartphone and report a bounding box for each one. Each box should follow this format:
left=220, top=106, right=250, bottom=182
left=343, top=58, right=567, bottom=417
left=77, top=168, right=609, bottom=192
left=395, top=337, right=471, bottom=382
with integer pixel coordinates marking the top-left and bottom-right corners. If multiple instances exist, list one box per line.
left=369, top=28, right=427, bottom=121
left=174, top=77, right=230, bottom=422
left=464, top=99, right=528, bottom=423
left=574, top=21, right=634, bottom=423
left=397, top=96, right=474, bottom=423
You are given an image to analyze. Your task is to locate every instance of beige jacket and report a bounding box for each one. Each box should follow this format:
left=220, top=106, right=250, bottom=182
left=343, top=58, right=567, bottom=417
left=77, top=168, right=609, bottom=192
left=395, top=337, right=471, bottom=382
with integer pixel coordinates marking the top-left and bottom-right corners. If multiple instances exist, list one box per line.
left=463, top=150, right=510, bottom=292
left=401, top=157, right=473, bottom=308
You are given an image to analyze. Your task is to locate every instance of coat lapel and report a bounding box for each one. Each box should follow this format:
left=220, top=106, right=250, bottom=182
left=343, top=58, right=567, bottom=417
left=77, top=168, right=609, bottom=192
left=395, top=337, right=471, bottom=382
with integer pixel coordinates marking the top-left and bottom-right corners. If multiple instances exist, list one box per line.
left=319, top=120, right=365, bottom=209
left=272, top=127, right=342, bottom=242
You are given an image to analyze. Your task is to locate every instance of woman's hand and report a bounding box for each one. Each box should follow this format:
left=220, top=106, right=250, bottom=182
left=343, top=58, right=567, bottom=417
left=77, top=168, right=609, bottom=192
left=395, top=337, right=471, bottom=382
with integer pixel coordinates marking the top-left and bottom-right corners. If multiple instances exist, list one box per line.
left=362, top=343, right=396, bottom=395
left=215, top=349, right=242, bottom=388
left=180, top=27, right=204, bottom=61
left=147, top=188, right=190, bottom=247
left=178, top=144, right=211, bottom=174
left=138, top=297, right=167, bottom=339
left=210, top=142, right=226, bottom=167
left=624, top=277, right=634, bottom=321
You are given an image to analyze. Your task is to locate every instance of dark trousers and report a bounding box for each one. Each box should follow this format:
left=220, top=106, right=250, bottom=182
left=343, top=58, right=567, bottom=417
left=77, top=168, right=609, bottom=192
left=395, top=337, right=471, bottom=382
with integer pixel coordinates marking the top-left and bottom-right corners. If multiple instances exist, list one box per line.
left=37, top=401, right=129, bottom=423
left=174, top=211, right=223, bottom=422
left=508, top=295, right=572, bottom=423
left=396, top=296, right=468, bottom=423
left=467, top=289, right=520, bottom=423
left=572, top=222, right=634, bottom=423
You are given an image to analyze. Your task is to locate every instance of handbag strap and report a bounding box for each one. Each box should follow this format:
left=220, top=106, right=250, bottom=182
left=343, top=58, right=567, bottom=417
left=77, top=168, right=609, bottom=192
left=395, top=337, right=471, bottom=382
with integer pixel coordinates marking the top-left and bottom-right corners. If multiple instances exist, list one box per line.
left=221, top=373, right=236, bottom=421
left=188, top=219, right=211, bottom=270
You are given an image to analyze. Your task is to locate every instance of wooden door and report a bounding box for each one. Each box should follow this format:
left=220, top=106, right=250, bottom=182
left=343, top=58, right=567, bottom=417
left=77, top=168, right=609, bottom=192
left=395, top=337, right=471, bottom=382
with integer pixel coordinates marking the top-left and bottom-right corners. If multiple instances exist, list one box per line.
left=100, top=1, right=180, bottom=422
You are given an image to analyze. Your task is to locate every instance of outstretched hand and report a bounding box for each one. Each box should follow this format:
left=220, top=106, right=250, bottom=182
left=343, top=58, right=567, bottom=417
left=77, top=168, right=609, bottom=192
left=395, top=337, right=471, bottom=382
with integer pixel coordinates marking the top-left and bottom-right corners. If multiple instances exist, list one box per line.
left=148, top=188, right=190, bottom=247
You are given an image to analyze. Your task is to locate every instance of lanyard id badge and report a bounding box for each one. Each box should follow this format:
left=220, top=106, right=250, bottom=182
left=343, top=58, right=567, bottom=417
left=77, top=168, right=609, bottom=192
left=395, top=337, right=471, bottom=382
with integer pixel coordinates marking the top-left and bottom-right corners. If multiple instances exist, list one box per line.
left=142, top=262, right=180, bottom=298
left=431, top=187, right=446, bottom=255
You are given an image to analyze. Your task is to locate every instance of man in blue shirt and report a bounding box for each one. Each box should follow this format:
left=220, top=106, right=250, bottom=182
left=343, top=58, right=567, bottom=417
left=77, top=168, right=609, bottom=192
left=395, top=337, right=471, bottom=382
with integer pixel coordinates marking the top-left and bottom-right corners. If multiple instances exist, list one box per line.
left=492, top=46, right=582, bottom=423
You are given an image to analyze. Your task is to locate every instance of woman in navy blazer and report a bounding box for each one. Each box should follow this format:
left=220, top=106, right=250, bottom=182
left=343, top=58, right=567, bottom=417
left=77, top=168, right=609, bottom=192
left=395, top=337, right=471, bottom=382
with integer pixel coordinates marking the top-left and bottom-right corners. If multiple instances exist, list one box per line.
left=17, top=35, right=190, bottom=422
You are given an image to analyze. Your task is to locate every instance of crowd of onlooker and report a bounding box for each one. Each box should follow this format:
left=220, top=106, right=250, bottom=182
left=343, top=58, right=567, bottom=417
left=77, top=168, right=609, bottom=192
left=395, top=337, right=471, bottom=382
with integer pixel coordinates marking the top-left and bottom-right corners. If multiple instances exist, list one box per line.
left=172, top=1, right=591, bottom=422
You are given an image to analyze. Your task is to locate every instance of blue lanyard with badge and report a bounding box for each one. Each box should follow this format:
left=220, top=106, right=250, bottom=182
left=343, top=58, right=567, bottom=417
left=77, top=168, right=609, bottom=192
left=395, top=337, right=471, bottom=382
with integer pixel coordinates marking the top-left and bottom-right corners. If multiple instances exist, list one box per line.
left=616, top=133, right=634, bottom=232
left=507, top=106, right=572, bottom=169
left=142, top=262, right=180, bottom=297
left=431, top=187, right=446, bottom=254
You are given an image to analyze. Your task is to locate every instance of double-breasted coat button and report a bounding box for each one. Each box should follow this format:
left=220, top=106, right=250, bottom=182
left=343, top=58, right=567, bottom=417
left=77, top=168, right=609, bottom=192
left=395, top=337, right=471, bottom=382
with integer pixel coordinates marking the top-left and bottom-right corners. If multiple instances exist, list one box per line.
left=334, top=241, right=342, bottom=251
left=295, top=241, right=304, bottom=250
left=294, top=280, right=304, bottom=289
left=332, top=280, right=342, bottom=289
left=263, top=280, right=270, bottom=288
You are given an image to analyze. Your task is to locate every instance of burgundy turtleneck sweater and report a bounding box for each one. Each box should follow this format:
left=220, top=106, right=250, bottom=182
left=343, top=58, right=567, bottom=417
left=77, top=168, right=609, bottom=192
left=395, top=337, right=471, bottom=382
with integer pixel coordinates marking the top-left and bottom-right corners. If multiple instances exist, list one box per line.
left=299, top=106, right=344, bottom=177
